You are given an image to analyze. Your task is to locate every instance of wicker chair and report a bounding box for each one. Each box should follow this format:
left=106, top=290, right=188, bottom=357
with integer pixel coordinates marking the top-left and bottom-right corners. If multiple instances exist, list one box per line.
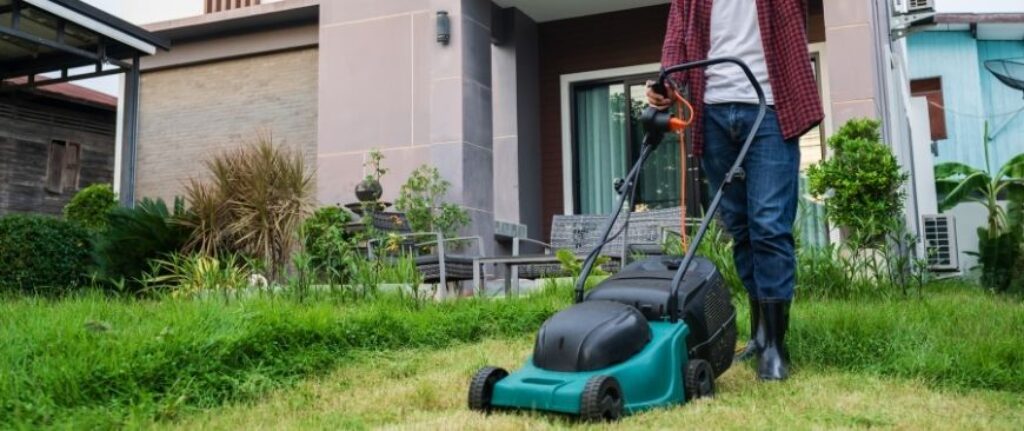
left=507, top=207, right=687, bottom=280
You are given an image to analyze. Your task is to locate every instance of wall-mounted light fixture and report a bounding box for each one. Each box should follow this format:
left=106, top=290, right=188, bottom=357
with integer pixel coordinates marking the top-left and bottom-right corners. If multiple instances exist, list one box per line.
left=436, top=11, right=451, bottom=45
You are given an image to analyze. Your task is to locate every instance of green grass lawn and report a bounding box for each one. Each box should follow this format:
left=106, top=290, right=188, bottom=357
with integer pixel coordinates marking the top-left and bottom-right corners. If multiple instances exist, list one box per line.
left=158, top=338, right=1024, bottom=430
left=2, top=282, right=1023, bottom=429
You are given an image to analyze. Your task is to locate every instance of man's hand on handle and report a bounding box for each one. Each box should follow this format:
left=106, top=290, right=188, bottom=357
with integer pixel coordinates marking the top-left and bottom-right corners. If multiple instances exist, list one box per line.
left=646, top=80, right=673, bottom=111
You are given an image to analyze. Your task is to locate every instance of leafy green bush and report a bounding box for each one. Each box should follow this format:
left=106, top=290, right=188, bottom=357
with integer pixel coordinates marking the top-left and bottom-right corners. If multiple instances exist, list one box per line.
left=807, top=118, right=908, bottom=243
left=93, top=197, right=190, bottom=291
left=63, top=183, right=117, bottom=234
left=0, top=215, right=91, bottom=294
left=301, top=206, right=355, bottom=284
left=395, top=165, right=470, bottom=238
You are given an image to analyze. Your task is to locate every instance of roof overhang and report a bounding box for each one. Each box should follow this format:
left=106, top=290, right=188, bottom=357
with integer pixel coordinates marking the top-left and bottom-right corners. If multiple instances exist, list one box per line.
left=932, top=14, right=1024, bottom=41
left=144, top=0, right=318, bottom=43
left=492, top=0, right=669, bottom=23
left=0, top=0, right=169, bottom=89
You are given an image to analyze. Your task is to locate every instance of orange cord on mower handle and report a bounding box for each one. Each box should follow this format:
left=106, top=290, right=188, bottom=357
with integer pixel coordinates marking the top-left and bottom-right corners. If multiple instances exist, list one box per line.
left=667, top=86, right=694, bottom=250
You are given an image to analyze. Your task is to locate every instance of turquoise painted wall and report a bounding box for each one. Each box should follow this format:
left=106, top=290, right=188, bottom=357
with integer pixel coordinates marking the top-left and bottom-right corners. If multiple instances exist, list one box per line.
left=978, top=41, right=1024, bottom=171
left=907, top=32, right=1024, bottom=171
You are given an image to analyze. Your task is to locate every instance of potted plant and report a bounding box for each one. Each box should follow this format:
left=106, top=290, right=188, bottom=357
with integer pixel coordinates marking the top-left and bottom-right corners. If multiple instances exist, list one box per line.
left=356, top=149, right=387, bottom=202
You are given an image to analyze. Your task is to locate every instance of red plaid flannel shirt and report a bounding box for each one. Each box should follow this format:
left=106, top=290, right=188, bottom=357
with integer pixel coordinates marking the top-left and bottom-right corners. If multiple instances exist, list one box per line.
left=662, top=0, right=824, bottom=155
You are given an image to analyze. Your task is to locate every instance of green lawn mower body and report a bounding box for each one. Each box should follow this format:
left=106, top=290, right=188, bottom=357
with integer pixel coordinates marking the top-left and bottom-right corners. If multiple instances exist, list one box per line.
left=490, top=320, right=690, bottom=415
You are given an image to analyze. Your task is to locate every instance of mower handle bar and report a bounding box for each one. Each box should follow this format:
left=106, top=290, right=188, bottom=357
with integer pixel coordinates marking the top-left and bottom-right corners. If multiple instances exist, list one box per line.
left=573, top=57, right=766, bottom=325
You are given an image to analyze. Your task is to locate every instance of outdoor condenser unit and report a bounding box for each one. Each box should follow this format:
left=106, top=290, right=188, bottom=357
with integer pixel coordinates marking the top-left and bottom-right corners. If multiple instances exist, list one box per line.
left=893, top=0, right=934, bottom=15
left=922, top=214, right=959, bottom=272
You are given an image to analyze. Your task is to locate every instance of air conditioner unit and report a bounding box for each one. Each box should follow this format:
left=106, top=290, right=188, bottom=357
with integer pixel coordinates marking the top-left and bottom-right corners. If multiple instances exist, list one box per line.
left=922, top=214, right=958, bottom=271
left=894, top=0, right=934, bottom=15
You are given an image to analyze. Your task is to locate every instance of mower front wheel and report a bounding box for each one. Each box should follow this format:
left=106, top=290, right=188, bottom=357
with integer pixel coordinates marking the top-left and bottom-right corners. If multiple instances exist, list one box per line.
left=580, top=375, right=624, bottom=422
left=685, top=359, right=715, bottom=401
left=468, top=366, right=508, bottom=413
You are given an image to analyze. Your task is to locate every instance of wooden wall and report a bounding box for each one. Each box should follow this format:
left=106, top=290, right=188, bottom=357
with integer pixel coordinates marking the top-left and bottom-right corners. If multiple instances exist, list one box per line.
left=0, top=94, right=116, bottom=216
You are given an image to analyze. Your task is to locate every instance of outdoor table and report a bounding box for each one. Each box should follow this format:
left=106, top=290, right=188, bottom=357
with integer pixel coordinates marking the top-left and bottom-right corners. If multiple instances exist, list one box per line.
left=473, top=255, right=564, bottom=298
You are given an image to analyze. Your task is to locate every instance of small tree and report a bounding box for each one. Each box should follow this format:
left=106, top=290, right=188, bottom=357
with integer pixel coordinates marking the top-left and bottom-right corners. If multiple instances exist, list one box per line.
left=807, top=118, right=908, bottom=244
left=934, top=122, right=1024, bottom=291
left=395, top=165, right=469, bottom=239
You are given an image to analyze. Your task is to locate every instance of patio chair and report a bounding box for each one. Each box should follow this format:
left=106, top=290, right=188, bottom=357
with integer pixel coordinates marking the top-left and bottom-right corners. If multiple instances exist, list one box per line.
left=365, top=214, right=485, bottom=293
left=510, top=213, right=628, bottom=280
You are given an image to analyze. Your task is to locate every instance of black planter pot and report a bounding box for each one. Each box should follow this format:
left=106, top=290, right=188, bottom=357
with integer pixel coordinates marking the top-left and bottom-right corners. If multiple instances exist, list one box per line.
left=355, top=179, right=383, bottom=202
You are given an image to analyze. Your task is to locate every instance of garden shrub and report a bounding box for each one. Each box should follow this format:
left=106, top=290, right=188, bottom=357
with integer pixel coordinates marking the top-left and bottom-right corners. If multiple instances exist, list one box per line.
left=93, top=197, right=190, bottom=292
left=63, top=183, right=117, bottom=234
left=395, top=165, right=470, bottom=238
left=301, top=206, right=355, bottom=284
left=0, top=215, right=91, bottom=294
left=807, top=118, right=908, bottom=244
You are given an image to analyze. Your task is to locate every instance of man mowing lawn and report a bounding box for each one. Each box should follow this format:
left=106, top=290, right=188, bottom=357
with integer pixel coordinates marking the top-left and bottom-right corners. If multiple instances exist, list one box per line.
left=648, top=0, right=823, bottom=381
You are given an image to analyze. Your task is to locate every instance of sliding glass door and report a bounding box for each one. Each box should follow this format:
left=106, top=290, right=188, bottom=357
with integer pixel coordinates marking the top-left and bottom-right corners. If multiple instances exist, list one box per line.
left=572, top=76, right=703, bottom=215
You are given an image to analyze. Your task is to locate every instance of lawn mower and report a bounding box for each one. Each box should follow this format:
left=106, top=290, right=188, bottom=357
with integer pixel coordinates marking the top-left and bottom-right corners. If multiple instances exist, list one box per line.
left=468, top=57, right=766, bottom=421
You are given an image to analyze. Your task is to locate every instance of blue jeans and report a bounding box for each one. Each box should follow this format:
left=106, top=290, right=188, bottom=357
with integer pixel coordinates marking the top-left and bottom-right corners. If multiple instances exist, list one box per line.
left=702, top=104, right=800, bottom=301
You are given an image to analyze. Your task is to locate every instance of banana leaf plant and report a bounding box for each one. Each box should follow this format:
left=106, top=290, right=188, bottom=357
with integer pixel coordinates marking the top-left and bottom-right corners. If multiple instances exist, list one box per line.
left=934, top=123, right=1024, bottom=238
left=934, top=122, right=1024, bottom=291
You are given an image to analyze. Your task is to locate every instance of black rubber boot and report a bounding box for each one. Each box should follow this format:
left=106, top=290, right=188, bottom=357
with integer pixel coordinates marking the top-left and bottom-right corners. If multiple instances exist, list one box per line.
left=734, top=297, right=765, bottom=362
left=757, top=300, right=790, bottom=381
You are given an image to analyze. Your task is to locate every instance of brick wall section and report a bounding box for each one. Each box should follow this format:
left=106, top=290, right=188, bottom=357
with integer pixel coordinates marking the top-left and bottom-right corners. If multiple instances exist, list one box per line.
left=136, top=48, right=318, bottom=202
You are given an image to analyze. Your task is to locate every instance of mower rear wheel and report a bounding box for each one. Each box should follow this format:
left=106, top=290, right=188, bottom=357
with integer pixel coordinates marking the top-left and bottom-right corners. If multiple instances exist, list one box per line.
left=468, top=366, right=508, bottom=413
left=580, top=375, right=624, bottom=422
left=685, top=359, right=715, bottom=401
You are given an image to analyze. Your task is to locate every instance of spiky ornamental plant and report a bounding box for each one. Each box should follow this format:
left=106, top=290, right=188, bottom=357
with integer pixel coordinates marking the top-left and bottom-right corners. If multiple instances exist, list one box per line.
left=934, top=122, right=1024, bottom=291
left=182, top=134, right=315, bottom=281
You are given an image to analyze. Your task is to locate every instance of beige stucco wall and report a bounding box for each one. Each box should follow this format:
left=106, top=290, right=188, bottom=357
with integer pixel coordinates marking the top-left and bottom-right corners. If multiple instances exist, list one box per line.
left=135, top=48, right=318, bottom=202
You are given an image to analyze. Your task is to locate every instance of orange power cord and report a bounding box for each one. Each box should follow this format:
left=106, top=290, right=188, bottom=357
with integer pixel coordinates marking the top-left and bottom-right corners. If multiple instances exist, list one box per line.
left=668, top=87, right=694, bottom=251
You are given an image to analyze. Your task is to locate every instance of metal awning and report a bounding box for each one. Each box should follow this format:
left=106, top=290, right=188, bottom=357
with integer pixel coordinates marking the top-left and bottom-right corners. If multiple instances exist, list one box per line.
left=1, top=0, right=168, bottom=87
left=0, top=0, right=170, bottom=205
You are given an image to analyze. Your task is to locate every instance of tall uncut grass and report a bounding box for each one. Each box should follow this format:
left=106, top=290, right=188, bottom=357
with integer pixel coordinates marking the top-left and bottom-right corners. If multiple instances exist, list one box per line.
left=0, top=288, right=568, bottom=428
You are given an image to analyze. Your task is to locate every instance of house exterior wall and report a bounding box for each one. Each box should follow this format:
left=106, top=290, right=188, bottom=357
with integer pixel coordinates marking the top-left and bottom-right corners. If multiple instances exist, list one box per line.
left=135, top=48, right=318, bottom=202
left=317, top=0, right=498, bottom=254
left=492, top=8, right=543, bottom=244
left=907, top=31, right=1024, bottom=272
left=822, top=0, right=883, bottom=129
left=907, top=32, right=1024, bottom=172
left=0, top=96, right=116, bottom=216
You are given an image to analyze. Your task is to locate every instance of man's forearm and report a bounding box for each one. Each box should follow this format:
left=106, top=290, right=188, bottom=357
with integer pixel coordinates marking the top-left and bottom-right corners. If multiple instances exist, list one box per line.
left=661, top=0, right=687, bottom=84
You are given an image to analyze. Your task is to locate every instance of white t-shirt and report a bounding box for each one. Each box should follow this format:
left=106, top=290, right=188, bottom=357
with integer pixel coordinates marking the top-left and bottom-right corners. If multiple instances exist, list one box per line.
left=704, top=0, right=775, bottom=105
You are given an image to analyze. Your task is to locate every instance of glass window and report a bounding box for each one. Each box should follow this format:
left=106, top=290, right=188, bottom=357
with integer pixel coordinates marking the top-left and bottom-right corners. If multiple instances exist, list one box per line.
left=572, top=76, right=703, bottom=216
